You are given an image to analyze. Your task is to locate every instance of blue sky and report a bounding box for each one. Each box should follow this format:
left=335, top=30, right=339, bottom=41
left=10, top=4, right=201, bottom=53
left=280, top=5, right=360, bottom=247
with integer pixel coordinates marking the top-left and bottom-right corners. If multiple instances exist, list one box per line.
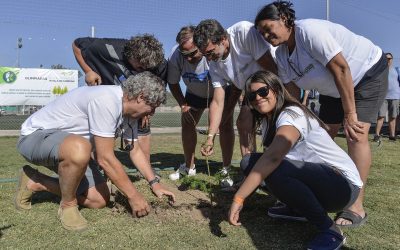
left=1, top=0, right=400, bottom=87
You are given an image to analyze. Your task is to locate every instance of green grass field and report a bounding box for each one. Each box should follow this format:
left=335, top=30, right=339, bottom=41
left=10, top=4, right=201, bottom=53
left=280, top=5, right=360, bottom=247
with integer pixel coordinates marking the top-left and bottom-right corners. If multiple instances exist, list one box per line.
left=0, top=134, right=399, bottom=249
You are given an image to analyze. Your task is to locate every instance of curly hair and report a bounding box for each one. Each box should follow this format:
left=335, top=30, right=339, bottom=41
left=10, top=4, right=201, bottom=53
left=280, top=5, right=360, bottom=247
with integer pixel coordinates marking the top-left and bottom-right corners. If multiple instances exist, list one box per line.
left=255, top=1, right=296, bottom=29
left=193, top=19, right=227, bottom=51
left=122, top=71, right=166, bottom=106
left=123, top=34, right=164, bottom=70
left=244, top=71, right=328, bottom=147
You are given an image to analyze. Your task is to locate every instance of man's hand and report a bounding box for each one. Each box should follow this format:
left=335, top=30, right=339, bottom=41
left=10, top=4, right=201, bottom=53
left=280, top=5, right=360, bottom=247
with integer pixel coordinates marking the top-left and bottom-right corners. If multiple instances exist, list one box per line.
left=128, top=193, right=151, bottom=218
left=181, top=104, right=191, bottom=113
left=85, top=71, right=102, bottom=86
left=343, top=112, right=364, bottom=142
left=151, top=183, right=176, bottom=204
left=200, top=137, right=214, bottom=156
left=141, top=115, right=150, bottom=128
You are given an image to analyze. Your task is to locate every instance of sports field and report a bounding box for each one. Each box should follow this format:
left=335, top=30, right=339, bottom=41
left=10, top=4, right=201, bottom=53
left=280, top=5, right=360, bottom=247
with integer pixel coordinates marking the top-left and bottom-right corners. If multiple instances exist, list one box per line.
left=0, top=134, right=399, bottom=249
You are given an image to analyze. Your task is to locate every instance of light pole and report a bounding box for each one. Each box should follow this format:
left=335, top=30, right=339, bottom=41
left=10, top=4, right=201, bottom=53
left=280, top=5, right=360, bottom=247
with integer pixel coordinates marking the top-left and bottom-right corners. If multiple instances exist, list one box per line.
left=326, top=0, right=330, bottom=21
left=16, top=37, right=23, bottom=68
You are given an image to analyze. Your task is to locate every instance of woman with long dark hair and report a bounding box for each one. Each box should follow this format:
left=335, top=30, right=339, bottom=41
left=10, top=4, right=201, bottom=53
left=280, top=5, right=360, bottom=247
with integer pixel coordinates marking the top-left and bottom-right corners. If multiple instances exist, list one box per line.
left=229, top=71, right=362, bottom=249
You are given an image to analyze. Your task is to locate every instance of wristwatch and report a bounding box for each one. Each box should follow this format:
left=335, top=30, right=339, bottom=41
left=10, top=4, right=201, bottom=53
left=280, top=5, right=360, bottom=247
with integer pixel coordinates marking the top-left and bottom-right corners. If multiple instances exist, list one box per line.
left=148, top=176, right=160, bottom=187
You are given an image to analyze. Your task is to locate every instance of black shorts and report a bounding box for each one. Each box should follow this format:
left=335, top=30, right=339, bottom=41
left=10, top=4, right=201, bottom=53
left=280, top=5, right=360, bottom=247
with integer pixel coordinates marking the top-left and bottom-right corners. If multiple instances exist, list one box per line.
left=319, top=53, right=389, bottom=124
left=185, top=91, right=213, bottom=109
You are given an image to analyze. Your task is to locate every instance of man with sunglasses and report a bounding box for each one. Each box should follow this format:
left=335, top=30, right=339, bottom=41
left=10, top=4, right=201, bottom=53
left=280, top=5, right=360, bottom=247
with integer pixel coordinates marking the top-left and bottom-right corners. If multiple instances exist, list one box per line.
left=193, top=19, right=277, bottom=186
left=373, top=52, right=400, bottom=142
left=72, top=34, right=167, bottom=164
left=167, top=25, right=213, bottom=181
left=15, top=72, right=176, bottom=231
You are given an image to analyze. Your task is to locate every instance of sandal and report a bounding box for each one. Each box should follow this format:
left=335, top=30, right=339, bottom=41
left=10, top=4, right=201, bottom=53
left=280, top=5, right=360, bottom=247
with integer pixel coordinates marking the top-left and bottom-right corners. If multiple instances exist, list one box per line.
left=334, top=209, right=368, bottom=228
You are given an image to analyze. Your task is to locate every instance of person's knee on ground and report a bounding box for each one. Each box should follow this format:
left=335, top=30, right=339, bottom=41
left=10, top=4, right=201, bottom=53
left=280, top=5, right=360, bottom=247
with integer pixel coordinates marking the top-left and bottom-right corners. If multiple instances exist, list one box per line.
left=79, top=183, right=110, bottom=209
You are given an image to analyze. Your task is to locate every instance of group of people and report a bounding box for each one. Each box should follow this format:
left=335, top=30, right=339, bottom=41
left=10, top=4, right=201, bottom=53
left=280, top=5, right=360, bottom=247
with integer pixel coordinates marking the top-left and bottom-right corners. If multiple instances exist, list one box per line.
left=15, top=1, right=390, bottom=249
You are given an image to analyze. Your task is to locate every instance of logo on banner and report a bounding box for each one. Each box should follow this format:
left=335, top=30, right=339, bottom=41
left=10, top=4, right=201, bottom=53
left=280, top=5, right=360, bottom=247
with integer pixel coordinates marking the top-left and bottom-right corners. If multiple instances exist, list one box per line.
left=2, top=71, right=17, bottom=83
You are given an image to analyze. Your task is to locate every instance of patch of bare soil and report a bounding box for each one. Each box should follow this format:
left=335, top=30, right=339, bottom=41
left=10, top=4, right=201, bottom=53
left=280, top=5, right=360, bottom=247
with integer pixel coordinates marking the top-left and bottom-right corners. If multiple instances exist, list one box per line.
left=109, top=181, right=233, bottom=225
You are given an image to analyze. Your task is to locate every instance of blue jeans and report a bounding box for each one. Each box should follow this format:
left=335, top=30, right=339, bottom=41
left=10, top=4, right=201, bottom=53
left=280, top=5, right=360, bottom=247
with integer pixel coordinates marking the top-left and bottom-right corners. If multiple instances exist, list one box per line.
left=240, top=153, right=360, bottom=231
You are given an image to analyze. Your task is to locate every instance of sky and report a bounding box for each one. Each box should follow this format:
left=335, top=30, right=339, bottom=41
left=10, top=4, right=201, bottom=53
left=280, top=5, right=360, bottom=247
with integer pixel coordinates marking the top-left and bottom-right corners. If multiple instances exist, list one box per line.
left=1, top=0, right=400, bottom=88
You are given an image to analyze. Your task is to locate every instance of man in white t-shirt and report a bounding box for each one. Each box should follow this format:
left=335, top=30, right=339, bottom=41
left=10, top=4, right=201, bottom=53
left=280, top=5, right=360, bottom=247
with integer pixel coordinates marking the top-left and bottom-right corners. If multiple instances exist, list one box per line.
left=193, top=19, right=276, bottom=186
left=15, top=72, right=175, bottom=231
left=167, top=25, right=213, bottom=180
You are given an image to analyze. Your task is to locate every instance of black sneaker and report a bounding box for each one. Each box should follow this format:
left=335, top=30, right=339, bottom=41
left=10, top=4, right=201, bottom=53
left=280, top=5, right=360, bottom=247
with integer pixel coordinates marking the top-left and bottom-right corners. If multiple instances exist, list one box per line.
left=373, top=134, right=381, bottom=142
left=389, top=136, right=396, bottom=142
left=267, top=204, right=307, bottom=222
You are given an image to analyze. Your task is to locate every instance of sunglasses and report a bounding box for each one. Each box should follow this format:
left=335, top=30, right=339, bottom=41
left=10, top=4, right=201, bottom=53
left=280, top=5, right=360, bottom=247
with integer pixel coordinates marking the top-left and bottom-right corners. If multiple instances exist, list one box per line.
left=247, top=86, right=270, bottom=102
left=178, top=48, right=198, bottom=58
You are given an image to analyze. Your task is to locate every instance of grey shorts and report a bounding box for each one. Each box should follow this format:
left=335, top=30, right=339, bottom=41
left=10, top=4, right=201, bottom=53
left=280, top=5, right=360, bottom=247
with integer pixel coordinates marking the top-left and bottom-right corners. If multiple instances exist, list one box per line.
left=378, top=99, right=400, bottom=118
left=319, top=54, right=389, bottom=124
left=17, top=129, right=106, bottom=195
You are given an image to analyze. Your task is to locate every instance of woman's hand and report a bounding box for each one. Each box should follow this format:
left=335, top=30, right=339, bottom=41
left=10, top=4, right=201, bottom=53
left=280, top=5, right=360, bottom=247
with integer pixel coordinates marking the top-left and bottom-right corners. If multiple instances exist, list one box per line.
left=228, top=200, right=243, bottom=226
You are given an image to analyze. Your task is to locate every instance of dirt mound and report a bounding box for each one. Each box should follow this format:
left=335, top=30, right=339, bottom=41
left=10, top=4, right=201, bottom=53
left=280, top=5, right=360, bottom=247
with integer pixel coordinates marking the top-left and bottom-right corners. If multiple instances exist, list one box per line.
left=109, top=181, right=233, bottom=224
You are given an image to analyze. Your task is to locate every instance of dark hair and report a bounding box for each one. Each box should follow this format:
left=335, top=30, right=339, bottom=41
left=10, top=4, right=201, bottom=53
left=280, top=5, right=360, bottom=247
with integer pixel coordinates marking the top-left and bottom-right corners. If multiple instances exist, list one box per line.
left=193, top=19, right=228, bottom=51
left=245, top=71, right=328, bottom=147
left=176, top=25, right=196, bottom=45
left=255, top=1, right=296, bottom=28
left=123, top=34, right=164, bottom=70
left=385, top=52, right=393, bottom=58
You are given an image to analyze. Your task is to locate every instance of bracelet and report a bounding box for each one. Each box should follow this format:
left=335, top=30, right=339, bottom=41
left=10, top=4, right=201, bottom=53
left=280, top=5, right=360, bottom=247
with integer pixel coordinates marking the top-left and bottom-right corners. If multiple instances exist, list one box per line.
left=148, top=176, right=160, bottom=187
left=233, top=195, right=244, bottom=205
left=208, top=134, right=215, bottom=138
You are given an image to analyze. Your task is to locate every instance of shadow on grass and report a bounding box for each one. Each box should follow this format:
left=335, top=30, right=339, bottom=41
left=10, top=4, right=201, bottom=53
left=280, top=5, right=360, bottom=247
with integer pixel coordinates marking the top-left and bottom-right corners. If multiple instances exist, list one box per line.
left=114, top=151, right=222, bottom=173
left=0, top=224, right=14, bottom=239
left=178, top=174, right=335, bottom=249
left=31, top=191, right=60, bottom=207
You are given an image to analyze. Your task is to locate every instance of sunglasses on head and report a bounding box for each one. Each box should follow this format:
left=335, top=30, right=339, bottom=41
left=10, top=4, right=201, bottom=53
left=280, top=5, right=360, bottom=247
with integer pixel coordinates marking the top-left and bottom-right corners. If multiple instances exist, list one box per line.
left=247, top=86, right=270, bottom=102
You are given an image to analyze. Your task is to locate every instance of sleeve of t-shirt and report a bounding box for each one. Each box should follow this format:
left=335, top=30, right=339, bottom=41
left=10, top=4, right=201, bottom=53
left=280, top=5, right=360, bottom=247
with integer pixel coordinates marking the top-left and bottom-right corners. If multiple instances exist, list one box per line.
left=87, top=98, right=120, bottom=137
left=209, top=63, right=227, bottom=88
left=167, top=46, right=182, bottom=85
left=298, top=25, right=342, bottom=66
left=275, top=106, right=309, bottom=141
left=74, top=37, right=96, bottom=50
left=242, top=25, right=271, bottom=60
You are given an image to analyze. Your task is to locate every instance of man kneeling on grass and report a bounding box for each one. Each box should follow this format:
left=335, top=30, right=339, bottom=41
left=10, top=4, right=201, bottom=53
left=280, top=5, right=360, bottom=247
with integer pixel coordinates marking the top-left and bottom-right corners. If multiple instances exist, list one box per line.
left=15, top=72, right=175, bottom=231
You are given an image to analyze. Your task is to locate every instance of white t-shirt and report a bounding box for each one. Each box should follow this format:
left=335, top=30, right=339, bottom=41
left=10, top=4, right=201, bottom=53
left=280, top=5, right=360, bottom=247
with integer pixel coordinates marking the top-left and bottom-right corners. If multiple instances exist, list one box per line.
left=167, top=45, right=212, bottom=99
left=276, top=19, right=382, bottom=98
left=20, top=85, right=137, bottom=142
left=209, top=21, right=274, bottom=90
left=263, top=106, right=362, bottom=188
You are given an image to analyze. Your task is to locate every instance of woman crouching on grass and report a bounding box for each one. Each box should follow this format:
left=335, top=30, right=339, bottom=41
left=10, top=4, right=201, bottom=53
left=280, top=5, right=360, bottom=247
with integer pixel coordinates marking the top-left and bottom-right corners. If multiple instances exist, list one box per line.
left=228, top=71, right=362, bottom=250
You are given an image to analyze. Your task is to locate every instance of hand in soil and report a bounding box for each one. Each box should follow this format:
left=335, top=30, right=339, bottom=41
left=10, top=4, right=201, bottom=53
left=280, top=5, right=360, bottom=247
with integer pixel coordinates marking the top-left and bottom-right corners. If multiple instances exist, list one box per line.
left=229, top=202, right=243, bottom=226
left=151, top=183, right=176, bottom=204
left=128, top=193, right=151, bottom=218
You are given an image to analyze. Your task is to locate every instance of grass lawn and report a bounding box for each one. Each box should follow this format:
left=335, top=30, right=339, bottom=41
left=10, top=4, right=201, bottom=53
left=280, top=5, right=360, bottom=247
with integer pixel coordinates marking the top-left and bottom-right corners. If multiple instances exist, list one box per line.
left=0, top=134, right=399, bottom=249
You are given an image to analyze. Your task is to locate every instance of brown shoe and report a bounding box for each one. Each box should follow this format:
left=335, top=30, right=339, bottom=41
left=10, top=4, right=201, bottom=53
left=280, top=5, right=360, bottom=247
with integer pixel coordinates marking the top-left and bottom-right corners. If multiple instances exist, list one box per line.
left=58, top=205, right=88, bottom=231
left=14, top=165, right=35, bottom=210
